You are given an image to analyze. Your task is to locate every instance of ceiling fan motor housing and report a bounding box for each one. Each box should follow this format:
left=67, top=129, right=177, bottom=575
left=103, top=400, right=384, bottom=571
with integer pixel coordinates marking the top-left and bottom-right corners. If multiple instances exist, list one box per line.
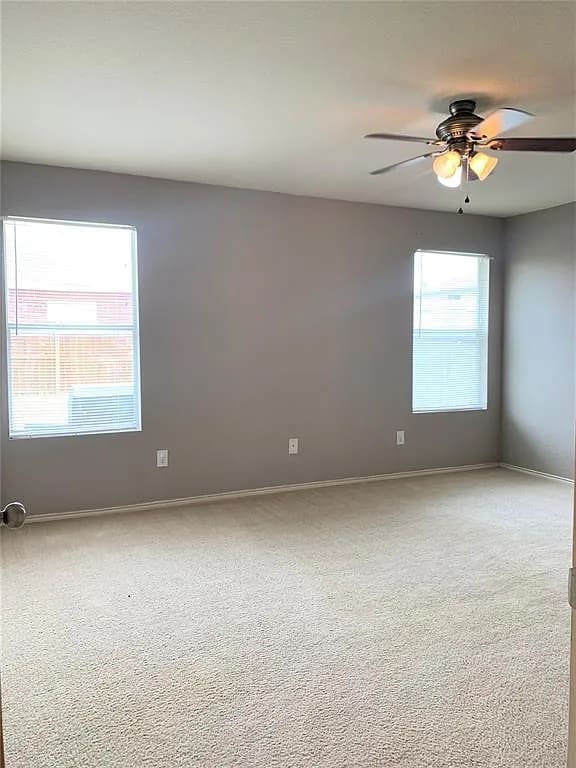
left=436, top=100, right=483, bottom=143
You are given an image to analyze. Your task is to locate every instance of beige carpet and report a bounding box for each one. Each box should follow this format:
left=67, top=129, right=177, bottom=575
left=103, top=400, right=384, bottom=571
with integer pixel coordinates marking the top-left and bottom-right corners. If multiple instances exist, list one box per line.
left=0, top=468, right=571, bottom=767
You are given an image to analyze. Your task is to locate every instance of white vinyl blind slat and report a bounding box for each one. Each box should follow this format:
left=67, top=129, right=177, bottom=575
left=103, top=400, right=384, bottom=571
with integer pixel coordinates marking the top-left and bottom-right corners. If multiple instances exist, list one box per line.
left=412, top=250, right=489, bottom=413
left=3, top=217, right=142, bottom=438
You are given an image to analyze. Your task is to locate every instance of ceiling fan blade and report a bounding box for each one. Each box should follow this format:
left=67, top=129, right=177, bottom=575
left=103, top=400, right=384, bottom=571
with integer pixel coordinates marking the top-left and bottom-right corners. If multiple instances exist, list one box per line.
left=486, top=137, right=576, bottom=152
left=365, top=132, right=439, bottom=145
left=467, top=108, right=534, bottom=141
left=370, top=152, right=436, bottom=176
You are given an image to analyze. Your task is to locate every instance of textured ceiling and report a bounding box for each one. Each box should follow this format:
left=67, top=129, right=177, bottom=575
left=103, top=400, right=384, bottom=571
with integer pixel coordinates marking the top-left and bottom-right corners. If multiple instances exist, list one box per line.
left=2, top=1, right=575, bottom=216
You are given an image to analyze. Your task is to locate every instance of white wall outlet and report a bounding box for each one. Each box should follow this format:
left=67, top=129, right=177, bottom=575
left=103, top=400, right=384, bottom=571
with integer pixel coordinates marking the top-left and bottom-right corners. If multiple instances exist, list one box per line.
left=156, top=449, right=169, bottom=468
left=288, top=438, right=299, bottom=455
left=396, top=430, right=405, bottom=447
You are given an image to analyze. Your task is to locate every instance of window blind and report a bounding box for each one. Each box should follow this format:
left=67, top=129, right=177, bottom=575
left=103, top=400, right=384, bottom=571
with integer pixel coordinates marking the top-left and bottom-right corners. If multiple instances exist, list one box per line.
left=3, top=217, right=141, bottom=438
left=412, top=250, right=489, bottom=413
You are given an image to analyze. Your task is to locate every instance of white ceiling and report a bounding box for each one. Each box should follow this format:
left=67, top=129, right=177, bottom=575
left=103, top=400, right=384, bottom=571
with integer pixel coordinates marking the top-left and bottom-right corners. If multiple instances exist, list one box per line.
left=2, top=1, right=576, bottom=217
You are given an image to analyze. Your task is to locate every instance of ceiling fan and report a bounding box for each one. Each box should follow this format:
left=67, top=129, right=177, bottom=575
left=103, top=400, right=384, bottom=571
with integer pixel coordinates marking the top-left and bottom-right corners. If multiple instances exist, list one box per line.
left=365, top=99, right=576, bottom=192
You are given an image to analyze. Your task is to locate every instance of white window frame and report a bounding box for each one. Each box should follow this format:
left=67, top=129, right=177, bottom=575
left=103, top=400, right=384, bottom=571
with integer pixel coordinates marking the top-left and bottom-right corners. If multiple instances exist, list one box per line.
left=2, top=216, right=142, bottom=439
left=412, top=249, right=490, bottom=414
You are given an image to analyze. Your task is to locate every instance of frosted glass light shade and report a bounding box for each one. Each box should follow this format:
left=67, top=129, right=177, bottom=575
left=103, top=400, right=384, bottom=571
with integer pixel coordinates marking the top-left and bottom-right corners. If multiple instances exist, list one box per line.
left=469, top=152, right=498, bottom=181
left=438, top=165, right=462, bottom=188
left=432, top=150, right=461, bottom=179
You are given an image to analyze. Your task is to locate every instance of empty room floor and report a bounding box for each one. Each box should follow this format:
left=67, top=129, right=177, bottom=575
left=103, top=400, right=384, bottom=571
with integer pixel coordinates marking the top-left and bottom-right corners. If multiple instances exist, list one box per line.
left=1, top=468, right=571, bottom=768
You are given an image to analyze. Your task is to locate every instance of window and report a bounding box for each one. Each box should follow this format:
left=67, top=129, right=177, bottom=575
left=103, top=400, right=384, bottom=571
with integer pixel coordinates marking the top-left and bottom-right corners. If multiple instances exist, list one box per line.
left=412, top=250, right=489, bottom=413
left=3, top=217, right=141, bottom=438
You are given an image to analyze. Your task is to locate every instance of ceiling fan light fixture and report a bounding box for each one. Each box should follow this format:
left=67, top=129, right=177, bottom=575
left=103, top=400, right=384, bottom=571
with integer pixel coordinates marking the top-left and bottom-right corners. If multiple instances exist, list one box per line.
left=432, top=150, right=461, bottom=179
left=437, top=165, right=463, bottom=188
left=469, top=152, right=498, bottom=181
left=366, top=98, right=576, bottom=184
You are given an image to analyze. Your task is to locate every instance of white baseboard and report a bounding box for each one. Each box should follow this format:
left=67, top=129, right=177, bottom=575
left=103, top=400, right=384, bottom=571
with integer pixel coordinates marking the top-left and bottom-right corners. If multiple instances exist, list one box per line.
left=27, top=462, right=498, bottom=524
left=499, top=462, right=574, bottom=485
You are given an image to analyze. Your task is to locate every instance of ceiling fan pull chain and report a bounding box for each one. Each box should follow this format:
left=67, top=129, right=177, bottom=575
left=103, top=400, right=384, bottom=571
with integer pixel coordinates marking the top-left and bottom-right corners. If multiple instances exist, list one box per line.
left=460, top=156, right=471, bottom=211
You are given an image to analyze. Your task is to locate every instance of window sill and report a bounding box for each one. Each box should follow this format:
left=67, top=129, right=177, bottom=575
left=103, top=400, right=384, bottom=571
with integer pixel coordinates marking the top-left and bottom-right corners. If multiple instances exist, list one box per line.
left=412, top=407, right=488, bottom=414
left=9, top=426, right=142, bottom=440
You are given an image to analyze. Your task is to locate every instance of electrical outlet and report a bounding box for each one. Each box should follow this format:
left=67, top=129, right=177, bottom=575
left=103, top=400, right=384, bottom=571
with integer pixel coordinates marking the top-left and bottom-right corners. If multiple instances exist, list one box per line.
left=396, top=430, right=405, bottom=447
left=156, top=449, right=169, bottom=468
left=288, top=438, right=299, bottom=455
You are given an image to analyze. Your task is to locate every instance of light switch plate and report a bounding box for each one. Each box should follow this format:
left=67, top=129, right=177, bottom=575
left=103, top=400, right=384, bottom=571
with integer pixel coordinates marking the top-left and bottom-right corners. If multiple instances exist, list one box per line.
left=156, top=449, right=169, bottom=468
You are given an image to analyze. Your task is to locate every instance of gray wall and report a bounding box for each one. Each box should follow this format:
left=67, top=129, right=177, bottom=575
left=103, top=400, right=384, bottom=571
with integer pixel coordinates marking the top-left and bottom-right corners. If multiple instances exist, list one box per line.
left=1, top=162, right=504, bottom=516
left=502, top=203, right=575, bottom=479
